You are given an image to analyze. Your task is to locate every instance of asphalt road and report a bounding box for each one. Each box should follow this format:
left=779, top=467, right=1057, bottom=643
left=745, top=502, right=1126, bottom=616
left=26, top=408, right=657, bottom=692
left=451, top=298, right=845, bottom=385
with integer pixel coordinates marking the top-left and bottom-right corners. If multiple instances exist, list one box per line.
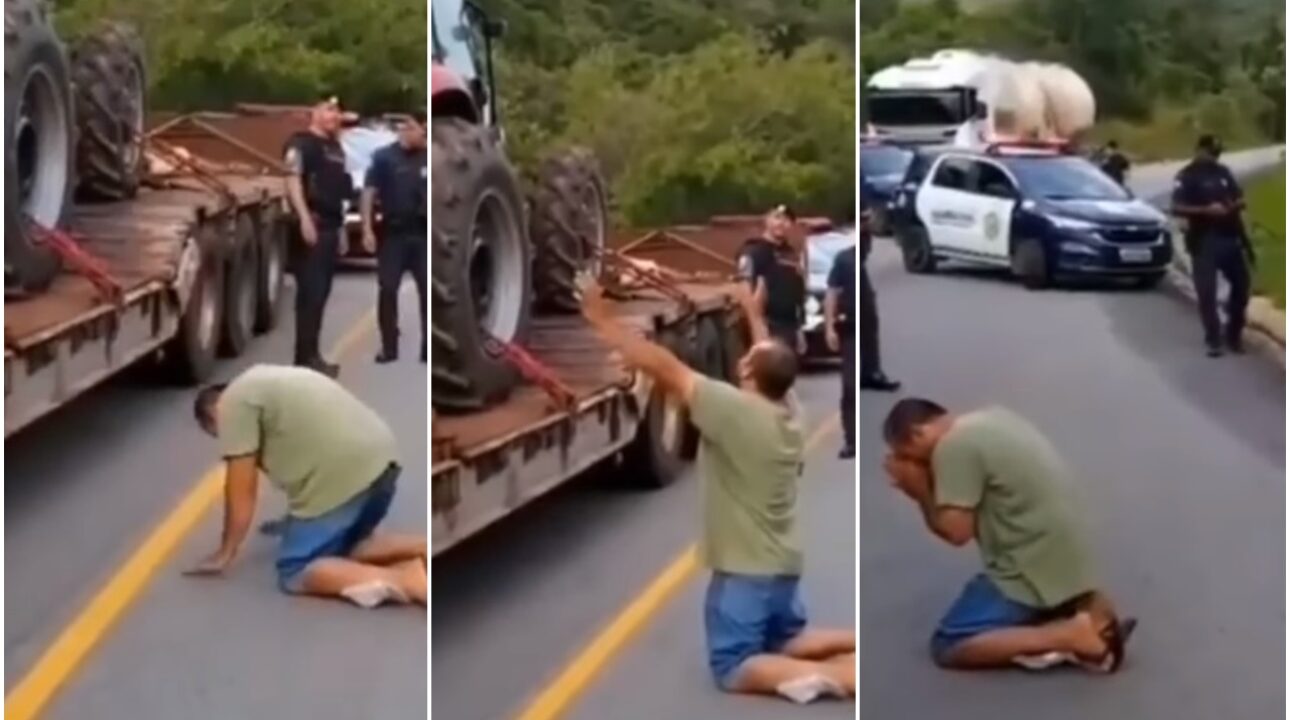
left=858, top=154, right=1285, bottom=718
left=431, top=370, right=856, bottom=720
left=5, top=273, right=428, bottom=719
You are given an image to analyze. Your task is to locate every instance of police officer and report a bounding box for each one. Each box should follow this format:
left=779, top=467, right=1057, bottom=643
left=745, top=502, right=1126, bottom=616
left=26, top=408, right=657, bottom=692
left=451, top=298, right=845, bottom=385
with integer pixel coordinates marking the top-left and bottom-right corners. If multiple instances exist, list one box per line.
left=738, top=205, right=806, bottom=353
left=1171, top=135, right=1254, bottom=357
left=825, top=214, right=857, bottom=459
left=857, top=179, right=900, bottom=392
left=284, top=96, right=353, bottom=377
left=362, top=112, right=428, bottom=364
left=1100, top=139, right=1130, bottom=186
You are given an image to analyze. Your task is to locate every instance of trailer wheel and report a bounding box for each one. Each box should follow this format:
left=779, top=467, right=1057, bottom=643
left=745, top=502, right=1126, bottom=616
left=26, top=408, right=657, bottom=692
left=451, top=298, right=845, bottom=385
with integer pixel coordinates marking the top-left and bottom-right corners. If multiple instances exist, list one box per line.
left=165, top=228, right=225, bottom=383
left=695, top=314, right=727, bottom=379
left=432, top=118, right=531, bottom=411
left=254, top=204, right=287, bottom=333
left=70, top=22, right=145, bottom=201
left=220, top=213, right=257, bottom=356
left=4, top=0, right=73, bottom=293
left=626, top=387, right=688, bottom=489
left=529, top=147, right=608, bottom=313
left=720, top=312, right=752, bottom=385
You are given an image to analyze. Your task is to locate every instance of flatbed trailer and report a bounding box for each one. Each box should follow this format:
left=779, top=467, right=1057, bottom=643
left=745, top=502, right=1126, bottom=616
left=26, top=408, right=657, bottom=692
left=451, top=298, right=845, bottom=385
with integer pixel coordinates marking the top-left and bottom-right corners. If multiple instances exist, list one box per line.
left=4, top=120, right=291, bottom=436
left=431, top=279, right=744, bottom=556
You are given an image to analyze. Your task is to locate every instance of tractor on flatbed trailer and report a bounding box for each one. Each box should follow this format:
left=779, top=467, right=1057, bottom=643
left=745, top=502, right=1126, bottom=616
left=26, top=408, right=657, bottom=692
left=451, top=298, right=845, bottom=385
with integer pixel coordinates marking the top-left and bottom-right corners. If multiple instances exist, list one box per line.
left=430, top=0, right=749, bottom=553
left=4, top=2, right=290, bottom=435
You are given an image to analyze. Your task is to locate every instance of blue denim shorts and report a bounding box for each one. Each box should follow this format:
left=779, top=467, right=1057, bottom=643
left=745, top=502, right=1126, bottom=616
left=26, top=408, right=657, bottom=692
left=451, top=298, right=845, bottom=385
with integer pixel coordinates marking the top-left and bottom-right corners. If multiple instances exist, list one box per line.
left=704, top=572, right=808, bottom=689
left=929, top=573, right=1046, bottom=665
left=275, top=464, right=399, bottom=593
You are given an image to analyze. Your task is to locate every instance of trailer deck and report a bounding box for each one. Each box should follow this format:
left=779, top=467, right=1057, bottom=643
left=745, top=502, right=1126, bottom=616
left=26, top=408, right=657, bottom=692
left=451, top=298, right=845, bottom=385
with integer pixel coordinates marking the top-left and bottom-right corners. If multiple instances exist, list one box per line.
left=4, top=175, right=282, bottom=349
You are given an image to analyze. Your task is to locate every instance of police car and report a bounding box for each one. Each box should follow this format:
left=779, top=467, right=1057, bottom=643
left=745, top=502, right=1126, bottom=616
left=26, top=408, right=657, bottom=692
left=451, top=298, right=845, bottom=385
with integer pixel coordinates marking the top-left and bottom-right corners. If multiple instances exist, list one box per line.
left=889, top=143, right=1172, bottom=289
left=803, top=227, right=855, bottom=357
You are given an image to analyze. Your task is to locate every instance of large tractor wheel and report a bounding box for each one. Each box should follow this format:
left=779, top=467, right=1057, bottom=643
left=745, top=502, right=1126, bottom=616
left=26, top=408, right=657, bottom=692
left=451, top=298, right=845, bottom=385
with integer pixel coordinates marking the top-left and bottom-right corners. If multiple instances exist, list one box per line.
left=70, top=21, right=145, bottom=201
left=529, top=147, right=608, bottom=313
left=4, top=0, right=74, bottom=294
left=431, top=118, right=531, bottom=411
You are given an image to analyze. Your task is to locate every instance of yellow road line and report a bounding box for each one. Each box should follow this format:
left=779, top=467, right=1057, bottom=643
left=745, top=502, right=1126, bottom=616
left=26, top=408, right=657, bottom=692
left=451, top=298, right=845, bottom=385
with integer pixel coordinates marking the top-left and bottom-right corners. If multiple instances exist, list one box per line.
left=4, top=310, right=377, bottom=720
left=515, top=412, right=841, bottom=720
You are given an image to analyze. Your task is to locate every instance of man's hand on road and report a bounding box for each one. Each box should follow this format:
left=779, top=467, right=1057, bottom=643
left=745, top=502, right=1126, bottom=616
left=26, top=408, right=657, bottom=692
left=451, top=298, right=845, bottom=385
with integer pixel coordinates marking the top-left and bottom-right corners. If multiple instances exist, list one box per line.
left=300, top=217, right=319, bottom=246
left=183, top=550, right=235, bottom=578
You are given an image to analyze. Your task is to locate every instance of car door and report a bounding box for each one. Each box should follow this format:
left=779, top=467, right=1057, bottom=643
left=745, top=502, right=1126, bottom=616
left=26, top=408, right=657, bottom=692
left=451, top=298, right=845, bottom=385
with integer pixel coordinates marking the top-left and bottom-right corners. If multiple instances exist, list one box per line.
left=961, top=159, right=1018, bottom=262
left=915, top=155, right=977, bottom=255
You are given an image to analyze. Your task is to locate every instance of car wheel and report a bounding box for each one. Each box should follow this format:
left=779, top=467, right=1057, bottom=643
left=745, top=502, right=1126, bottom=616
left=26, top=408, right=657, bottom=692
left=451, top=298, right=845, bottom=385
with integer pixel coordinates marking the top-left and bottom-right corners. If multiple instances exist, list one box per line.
left=900, top=226, right=937, bottom=274
left=1011, top=239, right=1050, bottom=290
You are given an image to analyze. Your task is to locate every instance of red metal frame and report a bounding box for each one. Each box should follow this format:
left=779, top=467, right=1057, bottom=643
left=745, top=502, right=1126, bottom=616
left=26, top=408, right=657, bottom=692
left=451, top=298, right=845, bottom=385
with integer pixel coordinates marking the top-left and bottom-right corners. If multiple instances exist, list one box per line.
left=26, top=222, right=123, bottom=305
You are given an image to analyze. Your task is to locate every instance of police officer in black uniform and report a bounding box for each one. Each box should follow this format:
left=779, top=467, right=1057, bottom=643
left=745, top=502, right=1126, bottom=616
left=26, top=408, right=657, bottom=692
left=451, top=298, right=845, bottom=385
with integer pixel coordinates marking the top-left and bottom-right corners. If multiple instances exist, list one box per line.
left=825, top=211, right=858, bottom=459
left=738, top=205, right=806, bottom=353
left=857, top=178, right=900, bottom=392
left=284, top=96, right=353, bottom=377
left=362, top=112, right=428, bottom=364
left=1171, top=135, right=1254, bottom=357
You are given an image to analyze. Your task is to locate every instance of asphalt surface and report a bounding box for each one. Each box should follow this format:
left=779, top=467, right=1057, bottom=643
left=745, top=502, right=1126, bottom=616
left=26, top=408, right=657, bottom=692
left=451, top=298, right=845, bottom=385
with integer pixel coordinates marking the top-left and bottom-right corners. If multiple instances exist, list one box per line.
left=859, top=153, right=1285, bottom=718
left=431, top=370, right=856, bottom=720
left=5, top=272, right=428, bottom=719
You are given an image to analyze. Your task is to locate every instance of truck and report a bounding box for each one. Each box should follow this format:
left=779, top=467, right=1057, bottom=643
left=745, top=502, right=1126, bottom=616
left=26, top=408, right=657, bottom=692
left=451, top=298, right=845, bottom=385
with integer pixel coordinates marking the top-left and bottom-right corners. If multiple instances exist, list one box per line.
left=430, top=0, right=746, bottom=553
left=4, top=3, right=291, bottom=436
left=865, top=49, right=1096, bottom=148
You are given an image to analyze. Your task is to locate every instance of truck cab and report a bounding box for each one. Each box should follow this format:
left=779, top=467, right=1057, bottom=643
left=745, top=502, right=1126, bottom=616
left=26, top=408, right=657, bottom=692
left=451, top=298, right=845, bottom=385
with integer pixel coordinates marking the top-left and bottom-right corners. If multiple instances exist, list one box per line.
left=865, top=50, right=991, bottom=147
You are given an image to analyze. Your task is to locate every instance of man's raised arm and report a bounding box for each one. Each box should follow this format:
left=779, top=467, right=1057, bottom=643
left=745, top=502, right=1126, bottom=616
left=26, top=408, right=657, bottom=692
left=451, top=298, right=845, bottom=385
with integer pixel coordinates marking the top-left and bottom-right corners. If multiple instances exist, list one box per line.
left=580, top=277, right=701, bottom=404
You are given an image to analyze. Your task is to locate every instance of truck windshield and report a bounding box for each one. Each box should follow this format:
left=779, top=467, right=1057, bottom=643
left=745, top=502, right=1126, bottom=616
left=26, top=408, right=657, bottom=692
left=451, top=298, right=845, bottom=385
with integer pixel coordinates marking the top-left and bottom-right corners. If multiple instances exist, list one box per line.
left=1006, top=156, right=1131, bottom=201
left=868, top=91, right=966, bottom=126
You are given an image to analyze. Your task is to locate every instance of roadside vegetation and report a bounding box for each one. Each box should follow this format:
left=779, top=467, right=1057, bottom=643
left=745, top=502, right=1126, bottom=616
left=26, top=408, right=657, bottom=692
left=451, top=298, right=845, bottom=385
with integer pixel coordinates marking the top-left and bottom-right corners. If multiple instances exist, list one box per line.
left=861, top=0, right=1285, bottom=160
left=477, top=0, right=855, bottom=226
left=1245, top=166, right=1285, bottom=307
left=56, top=0, right=426, bottom=114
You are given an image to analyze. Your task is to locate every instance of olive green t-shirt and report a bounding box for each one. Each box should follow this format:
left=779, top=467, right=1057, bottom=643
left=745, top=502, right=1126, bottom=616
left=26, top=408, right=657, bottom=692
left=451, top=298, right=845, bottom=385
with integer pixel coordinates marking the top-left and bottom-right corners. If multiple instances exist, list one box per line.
left=688, top=377, right=804, bottom=575
left=932, top=407, right=1095, bottom=608
left=218, top=365, right=398, bottom=518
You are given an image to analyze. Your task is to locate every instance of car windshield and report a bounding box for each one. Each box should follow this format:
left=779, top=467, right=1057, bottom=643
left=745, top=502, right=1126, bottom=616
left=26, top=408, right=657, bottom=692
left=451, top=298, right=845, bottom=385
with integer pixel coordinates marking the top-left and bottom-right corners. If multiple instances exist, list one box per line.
left=1005, top=156, right=1130, bottom=201
left=807, top=232, right=853, bottom=273
left=861, top=145, right=913, bottom=178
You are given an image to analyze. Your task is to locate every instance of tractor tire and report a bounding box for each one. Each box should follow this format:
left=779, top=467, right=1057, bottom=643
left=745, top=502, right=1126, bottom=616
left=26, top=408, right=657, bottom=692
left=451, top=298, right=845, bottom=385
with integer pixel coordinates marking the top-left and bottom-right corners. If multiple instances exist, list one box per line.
left=220, top=212, right=257, bottom=357
left=254, top=203, right=287, bottom=333
left=431, top=118, right=531, bottom=411
left=164, top=226, right=225, bottom=384
left=70, top=22, right=145, bottom=201
left=4, top=0, right=74, bottom=294
left=529, top=147, right=608, bottom=313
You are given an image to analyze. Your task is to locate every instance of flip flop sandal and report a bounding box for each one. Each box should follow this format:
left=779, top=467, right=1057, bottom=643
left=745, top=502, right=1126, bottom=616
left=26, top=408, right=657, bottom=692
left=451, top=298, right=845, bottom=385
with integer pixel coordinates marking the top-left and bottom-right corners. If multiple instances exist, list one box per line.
left=1079, top=617, right=1138, bottom=673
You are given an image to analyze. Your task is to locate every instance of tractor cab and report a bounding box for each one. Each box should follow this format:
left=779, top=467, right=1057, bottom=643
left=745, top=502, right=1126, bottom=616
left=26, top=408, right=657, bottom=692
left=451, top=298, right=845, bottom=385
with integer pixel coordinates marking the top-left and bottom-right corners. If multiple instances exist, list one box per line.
left=432, top=0, right=503, bottom=125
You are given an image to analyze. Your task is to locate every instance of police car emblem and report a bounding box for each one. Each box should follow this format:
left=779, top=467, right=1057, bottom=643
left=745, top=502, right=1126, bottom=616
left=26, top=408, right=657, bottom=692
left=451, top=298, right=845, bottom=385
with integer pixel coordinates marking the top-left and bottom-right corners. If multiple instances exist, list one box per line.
left=983, top=212, right=1000, bottom=241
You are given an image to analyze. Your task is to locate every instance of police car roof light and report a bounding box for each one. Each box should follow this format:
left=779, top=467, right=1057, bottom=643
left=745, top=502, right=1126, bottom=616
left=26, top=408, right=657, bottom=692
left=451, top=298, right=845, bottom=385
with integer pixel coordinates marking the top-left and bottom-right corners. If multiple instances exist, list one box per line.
left=983, top=137, right=1073, bottom=156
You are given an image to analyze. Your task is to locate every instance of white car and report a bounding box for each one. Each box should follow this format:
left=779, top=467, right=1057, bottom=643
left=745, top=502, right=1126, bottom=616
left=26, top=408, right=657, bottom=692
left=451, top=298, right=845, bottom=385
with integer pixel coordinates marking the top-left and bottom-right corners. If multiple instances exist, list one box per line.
left=803, top=227, right=856, bottom=357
